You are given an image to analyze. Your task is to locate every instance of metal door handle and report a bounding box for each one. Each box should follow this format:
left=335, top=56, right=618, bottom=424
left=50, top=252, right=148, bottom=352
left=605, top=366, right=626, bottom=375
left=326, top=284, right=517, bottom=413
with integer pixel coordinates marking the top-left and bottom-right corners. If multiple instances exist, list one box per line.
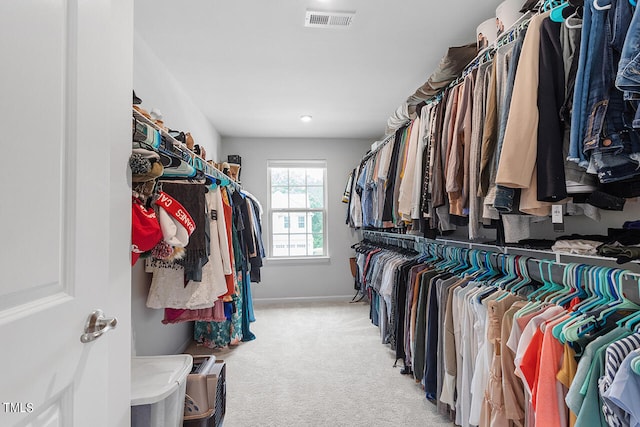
left=80, top=309, right=118, bottom=343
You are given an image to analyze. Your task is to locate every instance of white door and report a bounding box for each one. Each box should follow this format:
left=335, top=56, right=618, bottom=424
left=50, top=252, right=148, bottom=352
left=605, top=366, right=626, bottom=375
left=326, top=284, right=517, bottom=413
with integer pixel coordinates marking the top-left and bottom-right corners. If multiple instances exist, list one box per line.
left=0, top=1, right=132, bottom=426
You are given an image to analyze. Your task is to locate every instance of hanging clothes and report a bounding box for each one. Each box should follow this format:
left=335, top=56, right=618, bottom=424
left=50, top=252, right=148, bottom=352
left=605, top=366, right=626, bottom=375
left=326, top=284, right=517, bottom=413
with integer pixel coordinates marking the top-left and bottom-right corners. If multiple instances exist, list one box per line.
left=355, top=233, right=640, bottom=427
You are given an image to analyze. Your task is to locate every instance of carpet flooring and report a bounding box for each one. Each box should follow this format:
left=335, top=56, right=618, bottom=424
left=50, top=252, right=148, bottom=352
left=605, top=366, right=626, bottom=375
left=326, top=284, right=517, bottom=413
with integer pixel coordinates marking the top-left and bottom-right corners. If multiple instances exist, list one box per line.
left=187, top=300, right=454, bottom=427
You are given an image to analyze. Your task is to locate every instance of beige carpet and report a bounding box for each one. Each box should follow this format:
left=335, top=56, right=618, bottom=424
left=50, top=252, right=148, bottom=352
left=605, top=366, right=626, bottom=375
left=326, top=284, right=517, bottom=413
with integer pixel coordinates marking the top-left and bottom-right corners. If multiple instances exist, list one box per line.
left=188, top=300, right=454, bottom=427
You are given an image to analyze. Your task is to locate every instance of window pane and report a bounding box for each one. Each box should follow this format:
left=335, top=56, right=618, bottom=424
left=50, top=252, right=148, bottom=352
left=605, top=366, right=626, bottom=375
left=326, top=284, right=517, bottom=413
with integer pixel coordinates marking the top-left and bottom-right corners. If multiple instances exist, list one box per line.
left=271, top=187, right=289, bottom=209
left=268, top=163, right=326, bottom=258
left=289, top=186, right=306, bottom=208
left=272, top=234, right=289, bottom=257
left=311, top=234, right=324, bottom=255
left=272, top=212, right=289, bottom=234
left=287, top=212, right=303, bottom=232
left=271, top=168, right=288, bottom=186
left=306, top=168, right=323, bottom=185
left=271, top=186, right=289, bottom=208
left=289, top=234, right=307, bottom=256
left=289, top=168, right=305, bottom=185
left=310, top=212, right=323, bottom=234
left=307, top=186, right=324, bottom=209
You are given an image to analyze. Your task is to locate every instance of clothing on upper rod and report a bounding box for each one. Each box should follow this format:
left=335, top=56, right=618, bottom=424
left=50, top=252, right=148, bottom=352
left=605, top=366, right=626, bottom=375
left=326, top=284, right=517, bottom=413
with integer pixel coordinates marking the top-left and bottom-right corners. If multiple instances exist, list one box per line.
left=345, top=2, right=640, bottom=245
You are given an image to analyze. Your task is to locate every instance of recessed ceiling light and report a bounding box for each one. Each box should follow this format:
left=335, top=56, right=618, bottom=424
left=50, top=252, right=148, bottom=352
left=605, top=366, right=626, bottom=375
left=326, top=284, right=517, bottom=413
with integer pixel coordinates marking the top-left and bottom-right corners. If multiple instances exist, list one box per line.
left=300, top=115, right=313, bottom=122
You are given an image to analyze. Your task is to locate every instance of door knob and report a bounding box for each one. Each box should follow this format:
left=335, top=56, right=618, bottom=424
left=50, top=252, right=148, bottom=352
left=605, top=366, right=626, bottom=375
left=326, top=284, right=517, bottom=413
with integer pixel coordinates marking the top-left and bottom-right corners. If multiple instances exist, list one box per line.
left=80, top=309, right=118, bottom=343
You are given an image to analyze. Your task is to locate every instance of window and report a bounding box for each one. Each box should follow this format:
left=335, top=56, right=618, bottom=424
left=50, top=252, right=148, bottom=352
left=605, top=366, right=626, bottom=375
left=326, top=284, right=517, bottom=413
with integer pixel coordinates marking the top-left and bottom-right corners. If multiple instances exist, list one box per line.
left=268, top=160, right=327, bottom=257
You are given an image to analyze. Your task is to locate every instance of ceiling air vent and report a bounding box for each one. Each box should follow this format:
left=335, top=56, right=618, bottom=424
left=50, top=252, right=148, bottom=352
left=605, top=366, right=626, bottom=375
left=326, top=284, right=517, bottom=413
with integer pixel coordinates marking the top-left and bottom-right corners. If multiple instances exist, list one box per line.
left=304, top=10, right=355, bottom=29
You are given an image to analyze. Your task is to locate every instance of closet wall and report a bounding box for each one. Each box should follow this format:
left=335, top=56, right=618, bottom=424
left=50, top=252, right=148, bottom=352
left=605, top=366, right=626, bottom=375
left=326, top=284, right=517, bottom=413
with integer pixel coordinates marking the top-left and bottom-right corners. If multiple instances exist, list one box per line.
left=131, top=33, right=223, bottom=356
left=221, top=137, right=371, bottom=300
left=133, top=32, right=221, bottom=160
left=446, top=200, right=640, bottom=242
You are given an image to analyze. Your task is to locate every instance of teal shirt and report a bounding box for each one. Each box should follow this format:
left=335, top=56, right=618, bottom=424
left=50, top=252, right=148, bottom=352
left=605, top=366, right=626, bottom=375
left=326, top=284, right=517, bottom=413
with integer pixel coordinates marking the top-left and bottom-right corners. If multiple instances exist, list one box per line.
left=566, top=328, right=629, bottom=417
left=575, top=345, right=608, bottom=426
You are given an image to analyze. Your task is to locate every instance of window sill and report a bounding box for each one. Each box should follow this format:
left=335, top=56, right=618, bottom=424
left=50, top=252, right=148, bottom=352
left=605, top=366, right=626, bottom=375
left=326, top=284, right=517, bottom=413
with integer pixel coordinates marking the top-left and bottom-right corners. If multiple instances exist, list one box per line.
left=264, top=256, right=331, bottom=265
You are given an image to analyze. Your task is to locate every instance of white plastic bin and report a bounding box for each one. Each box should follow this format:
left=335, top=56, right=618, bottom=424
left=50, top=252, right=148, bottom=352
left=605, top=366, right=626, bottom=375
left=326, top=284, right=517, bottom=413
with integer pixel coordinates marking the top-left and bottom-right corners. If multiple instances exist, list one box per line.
left=131, top=355, right=193, bottom=427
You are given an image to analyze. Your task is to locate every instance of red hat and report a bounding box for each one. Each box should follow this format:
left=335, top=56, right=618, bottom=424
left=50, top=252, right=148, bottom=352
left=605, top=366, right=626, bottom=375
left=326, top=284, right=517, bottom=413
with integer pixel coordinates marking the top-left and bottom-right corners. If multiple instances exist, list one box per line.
left=131, top=198, right=163, bottom=265
left=154, top=192, right=196, bottom=248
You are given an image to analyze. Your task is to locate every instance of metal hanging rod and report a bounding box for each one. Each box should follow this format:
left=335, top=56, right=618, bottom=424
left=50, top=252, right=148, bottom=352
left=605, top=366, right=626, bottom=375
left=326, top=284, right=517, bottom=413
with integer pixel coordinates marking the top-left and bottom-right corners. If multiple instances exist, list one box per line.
left=360, top=231, right=640, bottom=279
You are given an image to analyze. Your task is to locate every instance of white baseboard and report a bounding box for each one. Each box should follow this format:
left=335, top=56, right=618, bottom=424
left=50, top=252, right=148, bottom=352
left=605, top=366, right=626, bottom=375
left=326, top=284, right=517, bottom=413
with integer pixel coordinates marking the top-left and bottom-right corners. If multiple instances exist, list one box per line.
left=177, top=335, right=194, bottom=354
left=253, top=295, right=356, bottom=304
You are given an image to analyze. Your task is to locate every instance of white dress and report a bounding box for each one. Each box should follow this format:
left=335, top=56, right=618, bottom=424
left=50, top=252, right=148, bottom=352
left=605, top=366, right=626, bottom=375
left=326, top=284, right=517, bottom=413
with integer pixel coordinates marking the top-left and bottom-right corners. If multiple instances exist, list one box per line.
left=146, top=187, right=232, bottom=309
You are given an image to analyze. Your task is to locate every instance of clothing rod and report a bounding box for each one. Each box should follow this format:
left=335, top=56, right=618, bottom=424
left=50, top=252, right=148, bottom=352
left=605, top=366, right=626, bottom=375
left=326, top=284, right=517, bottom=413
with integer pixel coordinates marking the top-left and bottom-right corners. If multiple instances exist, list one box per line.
left=465, top=10, right=533, bottom=72
left=363, top=230, right=418, bottom=241
left=381, top=10, right=536, bottom=138
left=440, top=10, right=535, bottom=98
left=360, top=231, right=640, bottom=278
left=133, top=108, right=241, bottom=191
left=362, top=122, right=408, bottom=163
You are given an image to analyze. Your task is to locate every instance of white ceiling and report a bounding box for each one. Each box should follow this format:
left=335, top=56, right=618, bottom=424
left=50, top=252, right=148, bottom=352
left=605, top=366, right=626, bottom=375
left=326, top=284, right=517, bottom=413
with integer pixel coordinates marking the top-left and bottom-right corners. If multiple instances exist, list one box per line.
left=134, top=0, right=504, bottom=140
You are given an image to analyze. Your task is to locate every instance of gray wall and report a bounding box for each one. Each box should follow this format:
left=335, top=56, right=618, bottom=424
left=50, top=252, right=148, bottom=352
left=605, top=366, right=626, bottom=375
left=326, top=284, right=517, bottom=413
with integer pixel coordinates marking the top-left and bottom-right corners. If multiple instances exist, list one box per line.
left=133, top=32, right=221, bottom=161
left=131, top=263, right=193, bottom=356
left=221, top=137, right=371, bottom=301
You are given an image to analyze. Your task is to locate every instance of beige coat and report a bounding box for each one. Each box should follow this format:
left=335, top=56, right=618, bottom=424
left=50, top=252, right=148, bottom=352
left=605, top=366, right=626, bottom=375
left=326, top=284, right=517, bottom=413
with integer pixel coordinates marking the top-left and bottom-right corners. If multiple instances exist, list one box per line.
left=495, top=12, right=552, bottom=217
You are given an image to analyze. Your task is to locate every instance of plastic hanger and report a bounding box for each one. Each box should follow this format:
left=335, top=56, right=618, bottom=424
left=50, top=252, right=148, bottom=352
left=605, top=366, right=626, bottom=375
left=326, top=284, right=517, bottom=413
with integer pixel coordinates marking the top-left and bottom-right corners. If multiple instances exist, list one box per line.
left=526, top=260, right=559, bottom=302
left=551, top=264, right=588, bottom=340
left=459, top=249, right=481, bottom=277
left=593, top=0, right=612, bottom=10
left=434, top=246, right=455, bottom=270
left=632, top=355, right=640, bottom=375
left=541, top=0, right=564, bottom=11
left=474, top=250, right=489, bottom=276
left=512, top=257, right=536, bottom=295
left=557, top=266, right=605, bottom=343
left=569, top=265, right=605, bottom=314
left=550, top=2, right=571, bottom=22
left=450, top=248, right=471, bottom=274
left=617, top=309, right=640, bottom=330
left=423, top=243, right=442, bottom=264
left=497, top=255, right=520, bottom=292
left=573, top=269, right=635, bottom=337
left=554, top=263, right=588, bottom=307
left=543, top=262, right=573, bottom=304
left=514, top=260, right=555, bottom=318
left=476, top=252, right=500, bottom=282
left=564, top=10, right=583, bottom=28
left=561, top=267, right=619, bottom=342
left=594, top=270, right=640, bottom=321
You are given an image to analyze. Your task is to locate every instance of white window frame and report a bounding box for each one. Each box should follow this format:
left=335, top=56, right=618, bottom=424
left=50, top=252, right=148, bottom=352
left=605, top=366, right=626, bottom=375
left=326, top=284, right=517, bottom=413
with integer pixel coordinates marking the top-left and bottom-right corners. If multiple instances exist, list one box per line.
left=267, top=160, right=328, bottom=260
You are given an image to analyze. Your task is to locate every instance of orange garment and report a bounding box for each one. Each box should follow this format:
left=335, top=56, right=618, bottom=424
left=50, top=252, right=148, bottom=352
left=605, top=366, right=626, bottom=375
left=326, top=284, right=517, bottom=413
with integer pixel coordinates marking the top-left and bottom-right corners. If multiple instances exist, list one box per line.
left=516, top=304, right=546, bottom=332
left=556, top=342, right=578, bottom=427
left=520, top=328, right=544, bottom=401
left=221, top=188, right=236, bottom=298
left=534, top=315, right=569, bottom=427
